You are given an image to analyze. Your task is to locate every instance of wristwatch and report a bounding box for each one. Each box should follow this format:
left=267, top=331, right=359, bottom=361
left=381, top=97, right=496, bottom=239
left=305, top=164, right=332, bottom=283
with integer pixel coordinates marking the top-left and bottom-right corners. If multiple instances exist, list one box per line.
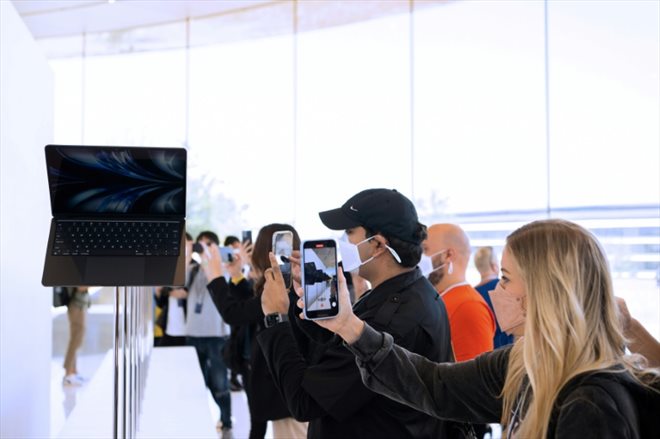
left=264, top=312, right=289, bottom=328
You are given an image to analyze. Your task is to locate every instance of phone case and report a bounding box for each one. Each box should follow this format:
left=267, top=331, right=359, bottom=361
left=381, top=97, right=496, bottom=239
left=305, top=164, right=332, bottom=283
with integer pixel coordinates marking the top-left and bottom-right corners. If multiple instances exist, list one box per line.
left=301, top=239, right=339, bottom=321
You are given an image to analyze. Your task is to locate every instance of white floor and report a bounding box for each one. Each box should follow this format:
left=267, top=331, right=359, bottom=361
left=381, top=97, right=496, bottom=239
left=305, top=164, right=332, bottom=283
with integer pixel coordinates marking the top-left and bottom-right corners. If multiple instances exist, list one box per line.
left=51, top=352, right=271, bottom=439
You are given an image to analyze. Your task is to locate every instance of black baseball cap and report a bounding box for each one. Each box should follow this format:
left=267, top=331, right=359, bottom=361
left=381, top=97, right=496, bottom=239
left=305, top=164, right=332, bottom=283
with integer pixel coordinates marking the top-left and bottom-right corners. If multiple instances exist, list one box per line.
left=319, top=189, right=423, bottom=244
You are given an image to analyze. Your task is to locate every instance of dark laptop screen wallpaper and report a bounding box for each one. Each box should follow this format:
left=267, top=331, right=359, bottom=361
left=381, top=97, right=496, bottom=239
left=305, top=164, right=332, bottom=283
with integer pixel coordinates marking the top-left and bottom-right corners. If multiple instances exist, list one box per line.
left=47, top=146, right=186, bottom=217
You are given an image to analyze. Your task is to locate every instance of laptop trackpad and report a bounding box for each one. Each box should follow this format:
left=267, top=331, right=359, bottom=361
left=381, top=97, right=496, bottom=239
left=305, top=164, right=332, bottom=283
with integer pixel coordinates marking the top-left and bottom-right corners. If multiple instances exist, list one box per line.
left=85, top=258, right=145, bottom=285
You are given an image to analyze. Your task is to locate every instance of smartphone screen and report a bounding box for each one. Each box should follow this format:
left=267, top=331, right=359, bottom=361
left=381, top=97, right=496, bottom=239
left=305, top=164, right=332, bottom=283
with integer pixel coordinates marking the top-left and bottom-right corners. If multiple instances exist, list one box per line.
left=272, top=231, right=294, bottom=289
left=219, top=246, right=235, bottom=263
left=301, top=239, right=339, bottom=320
left=242, top=230, right=252, bottom=244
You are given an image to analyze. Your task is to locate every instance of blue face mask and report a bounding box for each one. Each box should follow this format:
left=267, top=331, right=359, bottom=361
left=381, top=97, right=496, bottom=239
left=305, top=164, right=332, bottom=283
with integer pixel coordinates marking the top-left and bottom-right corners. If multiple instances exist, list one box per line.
left=338, top=234, right=401, bottom=273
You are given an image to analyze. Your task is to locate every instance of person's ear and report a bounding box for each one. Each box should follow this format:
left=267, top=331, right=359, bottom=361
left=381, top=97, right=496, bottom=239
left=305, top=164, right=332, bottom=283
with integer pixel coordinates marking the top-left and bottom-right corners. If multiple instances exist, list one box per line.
left=371, top=235, right=389, bottom=256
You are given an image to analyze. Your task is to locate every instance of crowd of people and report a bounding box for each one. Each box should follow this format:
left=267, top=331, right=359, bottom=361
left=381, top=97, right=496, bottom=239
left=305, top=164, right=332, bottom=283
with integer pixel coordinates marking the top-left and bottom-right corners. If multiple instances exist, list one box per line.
left=149, top=188, right=659, bottom=439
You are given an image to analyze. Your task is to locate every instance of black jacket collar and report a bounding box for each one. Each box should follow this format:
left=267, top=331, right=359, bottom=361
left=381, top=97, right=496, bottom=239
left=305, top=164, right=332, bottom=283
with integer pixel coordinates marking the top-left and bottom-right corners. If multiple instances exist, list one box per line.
left=355, top=267, right=423, bottom=311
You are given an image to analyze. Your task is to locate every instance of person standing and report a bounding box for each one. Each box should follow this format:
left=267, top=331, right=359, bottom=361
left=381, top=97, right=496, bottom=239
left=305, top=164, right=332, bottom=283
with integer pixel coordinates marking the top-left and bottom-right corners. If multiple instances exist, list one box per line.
left=474, top=246, right=514, bottom=349
left=422, top=224, right=496, bottom=362
left=303, top=219, right=660, bottom=438
left=63, top=286, right=90, bottom=386
left=421, top=224, right=496, bottom=437
left=205, top=224, right=307, bottom=439
left=187, top=230, right=232, bottom=437
left=257, top=189, right=456, bottom=438
left=223, top=235, right=246, bottom=392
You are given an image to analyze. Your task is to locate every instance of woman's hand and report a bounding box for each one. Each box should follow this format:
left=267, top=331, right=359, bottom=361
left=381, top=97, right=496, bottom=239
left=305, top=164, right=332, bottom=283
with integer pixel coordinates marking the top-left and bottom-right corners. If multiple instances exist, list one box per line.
left=289, top=250, right=302, bottom=286
left=262, top=252, right=290, bottom=315
left=615, top=296, right=632, bottom=334
left=239, top=241, right=253, bottom=268
left=294, top=266, right=365, bottom=344
left=201, top=243, right=224, bottom=281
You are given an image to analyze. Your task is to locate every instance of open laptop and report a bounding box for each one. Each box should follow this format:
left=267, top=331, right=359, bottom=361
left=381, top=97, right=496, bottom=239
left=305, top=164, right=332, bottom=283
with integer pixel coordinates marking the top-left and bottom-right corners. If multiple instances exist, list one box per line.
left=42, top=145, right=187, bottom=287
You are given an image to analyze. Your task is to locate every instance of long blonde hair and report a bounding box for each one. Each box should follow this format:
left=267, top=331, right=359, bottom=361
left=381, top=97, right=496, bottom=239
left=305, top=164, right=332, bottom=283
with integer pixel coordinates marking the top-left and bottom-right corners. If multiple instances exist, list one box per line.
left=500, top=219, right=658, bottom=438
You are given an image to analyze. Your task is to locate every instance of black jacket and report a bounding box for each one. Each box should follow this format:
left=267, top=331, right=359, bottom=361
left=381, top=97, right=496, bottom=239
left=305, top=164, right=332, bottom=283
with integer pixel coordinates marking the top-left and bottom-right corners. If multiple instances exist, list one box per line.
left=207, top=277, right=291, bottom=423
left=257, top=268, right=455, bottom=439
left=154, top=288, right=187, bottom=334
left=348, top=323, right=660, bottom=438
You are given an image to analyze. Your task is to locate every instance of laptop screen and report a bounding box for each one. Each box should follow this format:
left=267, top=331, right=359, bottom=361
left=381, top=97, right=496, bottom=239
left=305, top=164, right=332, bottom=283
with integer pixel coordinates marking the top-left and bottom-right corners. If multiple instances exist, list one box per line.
left=46, top=145, right=186, bottom=217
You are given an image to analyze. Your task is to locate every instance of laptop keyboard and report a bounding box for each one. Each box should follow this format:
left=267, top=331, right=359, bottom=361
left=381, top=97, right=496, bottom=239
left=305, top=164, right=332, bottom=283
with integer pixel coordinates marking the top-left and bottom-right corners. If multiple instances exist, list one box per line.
left=52, top=221, right=181, bottom=256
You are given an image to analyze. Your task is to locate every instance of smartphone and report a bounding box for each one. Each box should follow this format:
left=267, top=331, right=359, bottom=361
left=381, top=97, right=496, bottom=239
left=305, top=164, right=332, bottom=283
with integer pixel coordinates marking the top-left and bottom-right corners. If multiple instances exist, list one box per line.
left=192, top=242, right=204, bottom=254
left=272, top=230, right=294, bottom=289
left=301, top=239, right=339, bottom=320
left=219, top=246, right=237, bottom=263
left=242, top=230, right=252, bottom=244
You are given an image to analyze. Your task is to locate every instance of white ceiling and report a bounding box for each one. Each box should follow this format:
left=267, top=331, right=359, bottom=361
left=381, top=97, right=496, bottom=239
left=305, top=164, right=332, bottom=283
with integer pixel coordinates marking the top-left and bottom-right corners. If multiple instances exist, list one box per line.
left=11, top=0, right=276, bottom=39
left=11, top=0, right=449, bottom=58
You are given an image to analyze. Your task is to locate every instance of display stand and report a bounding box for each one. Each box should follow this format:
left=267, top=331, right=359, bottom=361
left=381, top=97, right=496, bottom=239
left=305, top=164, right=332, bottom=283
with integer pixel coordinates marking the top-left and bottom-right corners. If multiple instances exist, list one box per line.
left=113, top=287, right=151, bottom=439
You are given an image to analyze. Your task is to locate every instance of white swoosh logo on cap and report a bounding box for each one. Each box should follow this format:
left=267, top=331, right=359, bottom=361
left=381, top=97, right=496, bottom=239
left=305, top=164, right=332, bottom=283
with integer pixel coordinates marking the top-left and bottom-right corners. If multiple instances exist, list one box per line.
left=349, top=205, right=358, bottom=212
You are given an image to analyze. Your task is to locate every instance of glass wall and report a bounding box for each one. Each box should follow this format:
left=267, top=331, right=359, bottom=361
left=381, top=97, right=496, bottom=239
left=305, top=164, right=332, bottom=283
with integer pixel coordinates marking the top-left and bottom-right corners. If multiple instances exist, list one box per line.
left=413, top=0, right=547, bottom=218
left=296, top=7, right=411, bottom=237
left=49, top=0, right=659, bottom=334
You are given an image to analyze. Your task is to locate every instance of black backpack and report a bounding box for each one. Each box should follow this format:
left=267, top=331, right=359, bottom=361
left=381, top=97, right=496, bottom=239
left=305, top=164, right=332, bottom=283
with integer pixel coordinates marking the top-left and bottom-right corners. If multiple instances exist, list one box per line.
left=53, top=286, right=74, bottom=307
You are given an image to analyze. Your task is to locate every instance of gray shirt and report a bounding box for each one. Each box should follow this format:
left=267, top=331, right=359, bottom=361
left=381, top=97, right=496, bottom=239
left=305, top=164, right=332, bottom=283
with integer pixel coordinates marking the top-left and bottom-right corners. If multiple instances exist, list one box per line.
left=185, top=264, right=229, bottom=337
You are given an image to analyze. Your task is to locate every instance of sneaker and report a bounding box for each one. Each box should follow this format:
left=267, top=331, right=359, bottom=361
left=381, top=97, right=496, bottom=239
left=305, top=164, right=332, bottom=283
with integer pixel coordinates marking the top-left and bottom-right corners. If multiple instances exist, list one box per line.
left=221, top=426, right=233, bottom=439
left=62, top=374, right=84, bottom=387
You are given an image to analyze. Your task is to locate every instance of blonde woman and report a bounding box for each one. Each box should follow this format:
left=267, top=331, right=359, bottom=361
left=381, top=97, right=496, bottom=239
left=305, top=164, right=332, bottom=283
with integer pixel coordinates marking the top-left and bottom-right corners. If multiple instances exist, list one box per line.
left=262, top=219, right=660, bottom=437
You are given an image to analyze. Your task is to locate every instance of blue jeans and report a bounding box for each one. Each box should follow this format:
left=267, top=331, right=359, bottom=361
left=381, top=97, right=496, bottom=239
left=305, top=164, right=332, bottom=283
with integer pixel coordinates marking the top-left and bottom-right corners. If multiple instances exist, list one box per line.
left=187, top=336, right=232, bottom=428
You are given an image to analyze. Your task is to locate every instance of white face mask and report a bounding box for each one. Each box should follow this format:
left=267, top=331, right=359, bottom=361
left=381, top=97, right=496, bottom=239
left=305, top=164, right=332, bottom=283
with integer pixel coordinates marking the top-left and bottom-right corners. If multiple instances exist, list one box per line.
left=418, top=249, right=447, bottom=277
left=338, top=234, right=401, bottom=273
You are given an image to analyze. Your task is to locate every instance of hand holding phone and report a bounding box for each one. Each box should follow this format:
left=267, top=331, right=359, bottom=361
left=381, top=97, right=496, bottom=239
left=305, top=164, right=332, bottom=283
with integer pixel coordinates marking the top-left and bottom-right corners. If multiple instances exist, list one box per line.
left=219, top=246, right=239, bottom=263
left=199, top=243, right=224, bottom=281
left=301, top=239, right=339, bottom=320
left=261, top=252, right=291, bottom=315
left=306, top=268, right=364, bottom=343
left=272, top=230, right=294, bottom=290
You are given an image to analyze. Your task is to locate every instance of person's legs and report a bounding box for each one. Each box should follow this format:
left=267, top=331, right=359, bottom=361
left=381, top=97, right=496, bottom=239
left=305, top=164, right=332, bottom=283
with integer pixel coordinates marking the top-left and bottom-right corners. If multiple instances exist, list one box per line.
left=206, top=337, right=232, bottom=429
left=63, top=305, right=85, bottom=375
left=187, top=337, right=210, bottom=385
left=242, top=366, right=266, bottom=439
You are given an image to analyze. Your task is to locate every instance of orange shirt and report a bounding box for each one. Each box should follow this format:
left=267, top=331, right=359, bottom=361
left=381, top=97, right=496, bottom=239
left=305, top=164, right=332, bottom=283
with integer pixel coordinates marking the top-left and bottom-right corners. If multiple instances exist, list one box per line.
left=440, top=283, right=496, bottom=362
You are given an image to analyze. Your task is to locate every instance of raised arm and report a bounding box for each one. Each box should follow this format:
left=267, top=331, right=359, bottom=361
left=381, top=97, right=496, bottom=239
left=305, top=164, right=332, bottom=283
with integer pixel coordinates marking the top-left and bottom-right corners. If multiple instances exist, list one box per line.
left=202, top=243, right=263, bottom=325
left=307, top=266, right=507, bottom=424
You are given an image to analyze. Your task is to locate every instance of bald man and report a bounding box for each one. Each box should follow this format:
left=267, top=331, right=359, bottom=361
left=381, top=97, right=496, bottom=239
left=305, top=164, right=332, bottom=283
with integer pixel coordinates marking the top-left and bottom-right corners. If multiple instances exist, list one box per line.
left=423, top=224, right=496, bottom=362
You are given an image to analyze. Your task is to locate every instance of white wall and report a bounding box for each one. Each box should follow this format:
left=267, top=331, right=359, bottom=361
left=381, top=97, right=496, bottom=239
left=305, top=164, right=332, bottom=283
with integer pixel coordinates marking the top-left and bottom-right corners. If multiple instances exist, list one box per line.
left=0, top=2, right=54, bottom=437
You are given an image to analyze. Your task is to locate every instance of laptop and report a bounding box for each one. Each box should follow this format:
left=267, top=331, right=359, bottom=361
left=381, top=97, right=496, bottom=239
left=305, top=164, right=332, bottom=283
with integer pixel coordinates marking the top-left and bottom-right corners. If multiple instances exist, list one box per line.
left=42, top=145, right=187, bottom=287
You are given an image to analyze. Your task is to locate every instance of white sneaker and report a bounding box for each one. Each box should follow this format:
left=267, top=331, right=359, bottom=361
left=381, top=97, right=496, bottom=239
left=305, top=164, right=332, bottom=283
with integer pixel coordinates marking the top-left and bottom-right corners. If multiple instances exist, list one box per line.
left=62, top=374, right=84, bottom=387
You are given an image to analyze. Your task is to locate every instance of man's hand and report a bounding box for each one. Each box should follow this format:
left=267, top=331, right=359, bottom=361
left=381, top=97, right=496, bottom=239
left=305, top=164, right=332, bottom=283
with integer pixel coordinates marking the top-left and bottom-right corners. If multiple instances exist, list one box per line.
left=262, top=252, right=290, bottom=315
left=169, top=288, right=188, bottom=299
left=201, top=243, right=224, bottom=281
left=227, top=253, right=244, bottom=279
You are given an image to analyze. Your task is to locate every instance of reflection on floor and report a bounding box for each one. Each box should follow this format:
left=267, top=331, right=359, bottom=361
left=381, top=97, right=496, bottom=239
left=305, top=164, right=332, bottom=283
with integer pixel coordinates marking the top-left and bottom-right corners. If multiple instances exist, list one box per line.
left=51, top=354, right=497, bottom=439
left=51, top=353, right=272, bottom=439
